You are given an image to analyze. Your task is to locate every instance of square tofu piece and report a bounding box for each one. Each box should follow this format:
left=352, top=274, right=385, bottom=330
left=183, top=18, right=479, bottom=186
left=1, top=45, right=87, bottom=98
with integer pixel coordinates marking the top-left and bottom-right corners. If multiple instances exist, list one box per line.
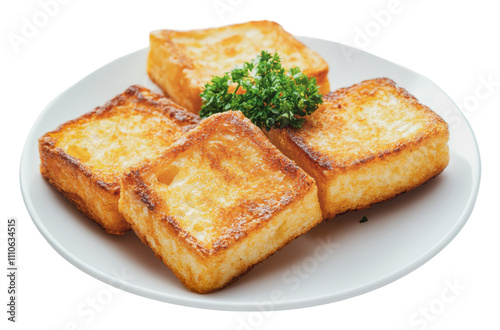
left=39, top=85, right=200, bottom=234
left=147, top=20, right=330, bottom=114
left=118, top=111, right=323, bottom=293
left=265, top=78, right=450, bottom=219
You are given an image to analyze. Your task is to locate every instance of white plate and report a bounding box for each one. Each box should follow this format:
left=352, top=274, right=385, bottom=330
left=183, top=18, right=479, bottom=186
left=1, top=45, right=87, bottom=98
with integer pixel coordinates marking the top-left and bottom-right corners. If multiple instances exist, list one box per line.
left=20, top=37, right=481, bottom=311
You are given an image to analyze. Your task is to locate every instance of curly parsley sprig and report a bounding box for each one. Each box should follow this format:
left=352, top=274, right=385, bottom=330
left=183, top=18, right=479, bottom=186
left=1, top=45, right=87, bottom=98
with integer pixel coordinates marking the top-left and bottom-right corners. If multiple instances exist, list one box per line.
left=199, top=51, right=323, bottom=131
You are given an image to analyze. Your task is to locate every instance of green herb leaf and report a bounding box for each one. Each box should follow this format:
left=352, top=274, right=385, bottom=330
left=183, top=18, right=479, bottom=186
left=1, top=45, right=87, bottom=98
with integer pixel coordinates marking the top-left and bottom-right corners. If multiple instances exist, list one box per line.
left=360, top=216, right=368, bottom=223
left=199, top=50, right=323, bottom=131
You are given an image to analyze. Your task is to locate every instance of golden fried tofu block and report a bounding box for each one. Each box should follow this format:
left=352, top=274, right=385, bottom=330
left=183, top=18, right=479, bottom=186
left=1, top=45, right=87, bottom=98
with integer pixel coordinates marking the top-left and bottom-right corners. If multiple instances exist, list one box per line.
left=265, top=78, right=450, bottom=219
left=147, top=20, right=330, bottom=114
left=39, top=85, right=200, bottom=234
left=118, top=111, right=323, bottom=293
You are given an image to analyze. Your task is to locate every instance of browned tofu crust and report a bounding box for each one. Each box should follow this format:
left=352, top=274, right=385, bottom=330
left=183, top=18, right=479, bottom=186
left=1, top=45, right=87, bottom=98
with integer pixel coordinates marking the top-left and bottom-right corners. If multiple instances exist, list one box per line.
left=39, top=85, right=200, bottom=234
left=266, top=78, right=450, bottom=218
left=119, top=111, right=323, bottom=292
left=147, top=20, right=330, bottom=113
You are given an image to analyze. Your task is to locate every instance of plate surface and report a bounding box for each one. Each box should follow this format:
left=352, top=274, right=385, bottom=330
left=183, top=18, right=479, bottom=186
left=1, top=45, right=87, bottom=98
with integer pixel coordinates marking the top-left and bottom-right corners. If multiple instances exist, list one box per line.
left=20, top=37, right=481, bottom=311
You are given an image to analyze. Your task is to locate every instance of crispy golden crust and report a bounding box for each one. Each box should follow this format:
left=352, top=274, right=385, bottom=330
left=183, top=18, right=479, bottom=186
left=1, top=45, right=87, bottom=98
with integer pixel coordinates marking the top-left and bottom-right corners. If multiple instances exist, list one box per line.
left=265, top=78, right=450, bottom=218
left=39, top=141, right=127, bottom=234
left=119, top=111, right=323, bottom=292
left=291, top=78, right=447, bottom=169
left=39, top=85, right=200, bottom=234
left=123, top=111, right=315, bottom=254
left=147, top=20, right=330, bottom=113
left=127, top=205, right=319, bottom=294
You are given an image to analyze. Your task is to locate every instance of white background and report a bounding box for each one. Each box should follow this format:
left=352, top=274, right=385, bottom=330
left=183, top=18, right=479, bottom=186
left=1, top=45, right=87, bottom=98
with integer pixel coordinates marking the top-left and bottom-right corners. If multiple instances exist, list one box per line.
left=1, top=0, right=499, bottom=329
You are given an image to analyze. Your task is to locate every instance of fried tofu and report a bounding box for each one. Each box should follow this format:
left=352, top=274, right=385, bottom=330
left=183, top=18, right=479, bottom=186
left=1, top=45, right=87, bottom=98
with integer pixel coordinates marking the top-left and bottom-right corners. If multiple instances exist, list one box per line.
left=265, top=78, right=450, bottom=219
left=118, top=111, right=323, bottom=293
left=39, top=85, right=200, bottom=235
left=147, top=20, right=330, bottom=114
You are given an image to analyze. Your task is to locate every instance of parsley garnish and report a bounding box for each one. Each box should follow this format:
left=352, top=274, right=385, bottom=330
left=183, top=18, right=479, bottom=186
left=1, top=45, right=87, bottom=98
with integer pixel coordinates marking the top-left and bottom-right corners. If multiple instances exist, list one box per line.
left=199, top=51, right=323, bottom=131
left=360, top=216, right=368, bottom=223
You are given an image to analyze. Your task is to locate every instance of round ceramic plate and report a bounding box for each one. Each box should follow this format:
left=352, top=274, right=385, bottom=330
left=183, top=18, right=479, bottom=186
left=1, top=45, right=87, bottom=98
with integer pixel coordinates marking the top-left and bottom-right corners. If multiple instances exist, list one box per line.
left=20, top=37, right=480, bottom=311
